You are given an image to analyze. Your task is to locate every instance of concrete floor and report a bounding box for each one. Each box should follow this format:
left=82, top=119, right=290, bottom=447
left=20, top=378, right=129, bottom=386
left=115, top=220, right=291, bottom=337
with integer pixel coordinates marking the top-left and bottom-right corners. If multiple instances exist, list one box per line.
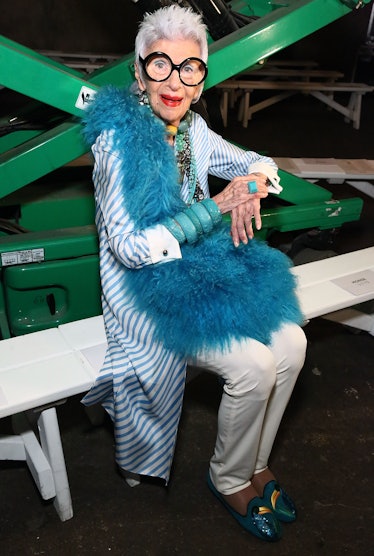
left=0, top=93, right=373, bottom=555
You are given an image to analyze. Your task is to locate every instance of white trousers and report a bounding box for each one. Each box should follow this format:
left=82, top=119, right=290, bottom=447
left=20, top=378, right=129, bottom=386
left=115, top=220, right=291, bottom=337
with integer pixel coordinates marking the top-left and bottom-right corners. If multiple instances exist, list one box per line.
left=188, top=323, right=307, bottom=495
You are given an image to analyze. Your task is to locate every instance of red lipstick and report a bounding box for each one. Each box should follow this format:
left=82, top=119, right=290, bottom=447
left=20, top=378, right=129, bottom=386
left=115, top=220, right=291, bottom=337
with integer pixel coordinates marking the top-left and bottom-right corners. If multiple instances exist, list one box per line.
left=161, top=95, right=183, bottom=107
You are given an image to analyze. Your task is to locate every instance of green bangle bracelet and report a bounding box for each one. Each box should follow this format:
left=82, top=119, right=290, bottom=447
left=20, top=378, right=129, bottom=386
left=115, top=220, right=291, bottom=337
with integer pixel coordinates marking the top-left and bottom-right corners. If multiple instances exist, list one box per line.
left=184, top=207, right=204, bottom=236
left=188, top=202, right=214, bottom=234
left=163, top=216, right=186, bottom=244
left=174, top=212, right=199, bottom=244
left=200, top=198, right=222, bottom=226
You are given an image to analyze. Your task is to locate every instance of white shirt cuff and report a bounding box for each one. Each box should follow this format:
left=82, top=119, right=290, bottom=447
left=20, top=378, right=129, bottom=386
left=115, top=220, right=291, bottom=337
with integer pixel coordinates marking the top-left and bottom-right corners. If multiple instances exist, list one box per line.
left=145, top=224, right=182, bottom=264
left=248, top=161, right=283, bottom=194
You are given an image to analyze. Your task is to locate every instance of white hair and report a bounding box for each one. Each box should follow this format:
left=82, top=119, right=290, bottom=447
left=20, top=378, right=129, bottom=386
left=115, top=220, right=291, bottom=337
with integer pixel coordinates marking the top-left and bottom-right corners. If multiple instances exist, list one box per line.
left=135, top=4, right=208, bottom=64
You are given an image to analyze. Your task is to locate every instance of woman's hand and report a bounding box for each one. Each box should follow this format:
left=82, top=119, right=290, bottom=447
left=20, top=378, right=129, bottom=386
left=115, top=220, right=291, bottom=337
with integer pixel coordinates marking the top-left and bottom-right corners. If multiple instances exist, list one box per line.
left=230, top=198, right=262, bottom=247
left=212, top=173, right=268, bottom=215
left=211, top=173, right=268, bottom=246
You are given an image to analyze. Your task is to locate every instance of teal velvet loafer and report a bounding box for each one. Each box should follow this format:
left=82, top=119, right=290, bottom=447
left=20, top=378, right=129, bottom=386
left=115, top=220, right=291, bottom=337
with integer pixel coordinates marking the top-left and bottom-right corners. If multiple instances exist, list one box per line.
left=207, top=474, right=282, bottom=542
left=262, top=480, right=297, bottom=523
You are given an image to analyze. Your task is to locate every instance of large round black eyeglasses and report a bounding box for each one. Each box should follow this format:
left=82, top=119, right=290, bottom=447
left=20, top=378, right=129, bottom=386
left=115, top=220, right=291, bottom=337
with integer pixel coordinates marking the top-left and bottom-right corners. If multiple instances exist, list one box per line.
left=139, top=52, right=208, bottom=87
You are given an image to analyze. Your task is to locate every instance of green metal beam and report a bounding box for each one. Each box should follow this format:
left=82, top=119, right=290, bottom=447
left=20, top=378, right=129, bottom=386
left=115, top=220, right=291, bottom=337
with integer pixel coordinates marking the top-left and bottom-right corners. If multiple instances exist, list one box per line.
left=277, top=170, right=332, bottom=204
left=0, top=121, right=85, bottom=198
left=0, top=129, right=42, bottom=153
left=0, top=35, right=84, bottom=77
left=0, top=36, right=134, bottom=117
left=0, top=35, right=96, bottom=117
left=261, top=196, right=363, bottom=234
left=206, top=0, right=354, bottom=86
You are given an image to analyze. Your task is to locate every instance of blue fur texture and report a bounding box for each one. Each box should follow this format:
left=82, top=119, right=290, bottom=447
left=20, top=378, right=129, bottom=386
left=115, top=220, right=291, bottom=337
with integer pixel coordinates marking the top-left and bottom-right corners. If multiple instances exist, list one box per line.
left=83, top=87, right=304, bottom=357
left=83, top=86, right=185, bottom=228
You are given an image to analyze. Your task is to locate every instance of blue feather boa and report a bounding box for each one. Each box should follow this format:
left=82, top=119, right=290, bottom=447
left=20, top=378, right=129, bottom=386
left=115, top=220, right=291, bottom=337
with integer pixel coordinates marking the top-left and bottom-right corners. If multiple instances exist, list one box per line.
left=83, top=87, right=303, bottom=357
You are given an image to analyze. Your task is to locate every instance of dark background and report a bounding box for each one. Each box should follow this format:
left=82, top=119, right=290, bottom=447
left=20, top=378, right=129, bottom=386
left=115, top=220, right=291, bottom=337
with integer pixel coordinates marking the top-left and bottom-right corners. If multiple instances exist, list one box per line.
left=1, top=1, right=373, bottom=82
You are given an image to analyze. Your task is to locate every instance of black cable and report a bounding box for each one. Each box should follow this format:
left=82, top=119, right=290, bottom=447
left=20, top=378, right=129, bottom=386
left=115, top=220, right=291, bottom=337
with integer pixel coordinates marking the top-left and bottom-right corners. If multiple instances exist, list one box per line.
left=0, top=218, right=30, bottom=234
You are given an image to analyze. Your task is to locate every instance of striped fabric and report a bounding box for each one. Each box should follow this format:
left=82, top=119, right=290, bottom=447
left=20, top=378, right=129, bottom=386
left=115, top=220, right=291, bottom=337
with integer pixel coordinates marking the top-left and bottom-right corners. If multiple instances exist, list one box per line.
left=82, top=109, right=276, bottom=483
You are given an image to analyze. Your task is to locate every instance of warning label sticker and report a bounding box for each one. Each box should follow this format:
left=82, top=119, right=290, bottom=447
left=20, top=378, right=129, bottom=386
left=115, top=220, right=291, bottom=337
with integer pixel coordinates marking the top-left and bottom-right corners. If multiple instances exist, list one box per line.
left=1, top=248, right=45, bottom=267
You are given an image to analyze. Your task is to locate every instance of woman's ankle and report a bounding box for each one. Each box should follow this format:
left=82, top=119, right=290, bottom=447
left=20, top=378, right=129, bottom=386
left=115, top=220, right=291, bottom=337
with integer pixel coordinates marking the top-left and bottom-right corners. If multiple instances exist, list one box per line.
left=251, top=468, right=276, bottom=497
left=222, top=483, right=259, bottom=516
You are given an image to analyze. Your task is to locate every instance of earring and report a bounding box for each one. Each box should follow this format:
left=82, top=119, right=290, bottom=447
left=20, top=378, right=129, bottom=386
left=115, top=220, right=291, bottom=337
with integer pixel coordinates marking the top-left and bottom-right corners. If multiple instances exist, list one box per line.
left=138, top=89, right=149, bottom=106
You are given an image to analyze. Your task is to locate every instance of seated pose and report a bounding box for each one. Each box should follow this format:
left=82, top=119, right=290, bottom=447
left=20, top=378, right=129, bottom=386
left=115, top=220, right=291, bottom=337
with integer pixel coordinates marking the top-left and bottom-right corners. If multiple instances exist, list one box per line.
left=82, top=5, right=307, bottom=542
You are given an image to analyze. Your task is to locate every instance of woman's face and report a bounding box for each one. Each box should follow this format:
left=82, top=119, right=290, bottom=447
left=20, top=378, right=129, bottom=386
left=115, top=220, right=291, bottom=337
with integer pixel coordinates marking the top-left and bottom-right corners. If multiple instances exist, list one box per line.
left=135, top=38, right=203, bottom=128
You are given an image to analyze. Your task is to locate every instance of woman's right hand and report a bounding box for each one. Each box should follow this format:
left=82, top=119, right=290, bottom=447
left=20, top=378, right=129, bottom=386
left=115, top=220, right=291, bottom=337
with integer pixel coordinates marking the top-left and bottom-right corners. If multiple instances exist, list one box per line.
left=211, top=174, right=268, bottom=215
left=230, top=197, right=262, bottom=247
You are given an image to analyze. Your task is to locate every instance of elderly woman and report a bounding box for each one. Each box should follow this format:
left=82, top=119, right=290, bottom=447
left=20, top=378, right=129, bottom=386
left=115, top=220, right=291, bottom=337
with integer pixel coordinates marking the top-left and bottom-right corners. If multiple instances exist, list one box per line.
left=82, top=4, right=307, bottom=542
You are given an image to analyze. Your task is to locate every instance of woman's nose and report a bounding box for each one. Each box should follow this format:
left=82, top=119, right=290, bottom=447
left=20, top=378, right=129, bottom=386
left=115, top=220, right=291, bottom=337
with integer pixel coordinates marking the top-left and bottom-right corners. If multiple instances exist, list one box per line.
left=167, top=68, right=182, bottom=88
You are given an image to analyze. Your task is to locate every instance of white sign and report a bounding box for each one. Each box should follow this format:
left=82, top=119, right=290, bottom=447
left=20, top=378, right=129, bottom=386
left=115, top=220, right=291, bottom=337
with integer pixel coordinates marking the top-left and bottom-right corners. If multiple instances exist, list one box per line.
left=333, top=269, right=374, bottom=297
left=75, top=86, right=97, bottom=110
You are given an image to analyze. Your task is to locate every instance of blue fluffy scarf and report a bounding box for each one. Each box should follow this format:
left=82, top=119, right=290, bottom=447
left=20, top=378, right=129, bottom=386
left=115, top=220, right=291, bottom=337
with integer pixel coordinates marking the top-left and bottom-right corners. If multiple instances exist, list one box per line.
left=83, top=86, right=303, bottom=357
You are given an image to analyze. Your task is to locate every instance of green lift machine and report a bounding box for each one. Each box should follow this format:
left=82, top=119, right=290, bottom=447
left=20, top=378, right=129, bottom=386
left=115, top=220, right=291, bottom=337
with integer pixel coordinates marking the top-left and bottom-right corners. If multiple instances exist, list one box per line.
left=0, top=0, right=370, bottom=339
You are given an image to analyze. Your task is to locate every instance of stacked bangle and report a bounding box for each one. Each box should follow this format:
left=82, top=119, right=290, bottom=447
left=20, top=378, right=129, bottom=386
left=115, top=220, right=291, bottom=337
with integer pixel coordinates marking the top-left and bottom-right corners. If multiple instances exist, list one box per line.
left=184, top=207, right=204, bottom=235
left=174, top=212, right=199, bottom=243
left=188, top=202, right=214, bottom=233
left=200, top=198, right=222, bottom=226
left=162, top=199, right=222, bottom=245
left=163, top=216, right=186, bottom=244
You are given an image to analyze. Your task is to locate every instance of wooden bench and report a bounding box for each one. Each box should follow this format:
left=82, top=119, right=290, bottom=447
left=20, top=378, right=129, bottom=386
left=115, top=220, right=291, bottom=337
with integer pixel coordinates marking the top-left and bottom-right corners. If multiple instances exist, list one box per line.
left=260, top=60, right=320, bottom=69
left=220, top=67, right=344, bottom=118
left=238, top=68, right=344, bottom=81
left=1, top=247, right=373, bottom=520
left=216, top=79, right=374, bottom=129
left=273, top=158, right=374, bottom=182
left=273, top=158, right=374, bottom=199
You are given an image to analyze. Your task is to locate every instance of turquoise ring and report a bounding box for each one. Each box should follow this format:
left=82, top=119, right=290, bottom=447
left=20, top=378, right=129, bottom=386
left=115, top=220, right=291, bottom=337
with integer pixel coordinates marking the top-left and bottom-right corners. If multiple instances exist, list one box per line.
left=247, top=180, right=258, bottom=194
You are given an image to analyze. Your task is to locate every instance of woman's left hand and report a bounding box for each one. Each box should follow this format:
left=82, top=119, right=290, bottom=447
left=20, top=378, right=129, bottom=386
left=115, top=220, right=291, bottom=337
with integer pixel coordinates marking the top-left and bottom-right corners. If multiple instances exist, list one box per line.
left=230, top=198, right=262, bottom=247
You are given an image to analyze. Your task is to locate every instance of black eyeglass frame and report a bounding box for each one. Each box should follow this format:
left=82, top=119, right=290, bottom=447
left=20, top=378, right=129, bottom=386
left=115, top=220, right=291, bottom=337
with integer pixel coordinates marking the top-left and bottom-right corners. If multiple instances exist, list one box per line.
left=139, top=51, right=208, bottom=87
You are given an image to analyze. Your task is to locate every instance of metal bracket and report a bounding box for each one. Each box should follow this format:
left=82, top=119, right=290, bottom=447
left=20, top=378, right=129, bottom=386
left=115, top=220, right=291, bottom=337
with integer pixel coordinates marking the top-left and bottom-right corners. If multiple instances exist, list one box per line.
left=340, top=0, right=364, bottom=9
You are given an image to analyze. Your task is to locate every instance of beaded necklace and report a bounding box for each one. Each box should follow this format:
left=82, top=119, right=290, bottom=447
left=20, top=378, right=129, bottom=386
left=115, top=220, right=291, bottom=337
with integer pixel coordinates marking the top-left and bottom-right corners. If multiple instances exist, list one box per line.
left=174, top=125, right=205, bottom=205
left=138, top=90, right=204, bottom=206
